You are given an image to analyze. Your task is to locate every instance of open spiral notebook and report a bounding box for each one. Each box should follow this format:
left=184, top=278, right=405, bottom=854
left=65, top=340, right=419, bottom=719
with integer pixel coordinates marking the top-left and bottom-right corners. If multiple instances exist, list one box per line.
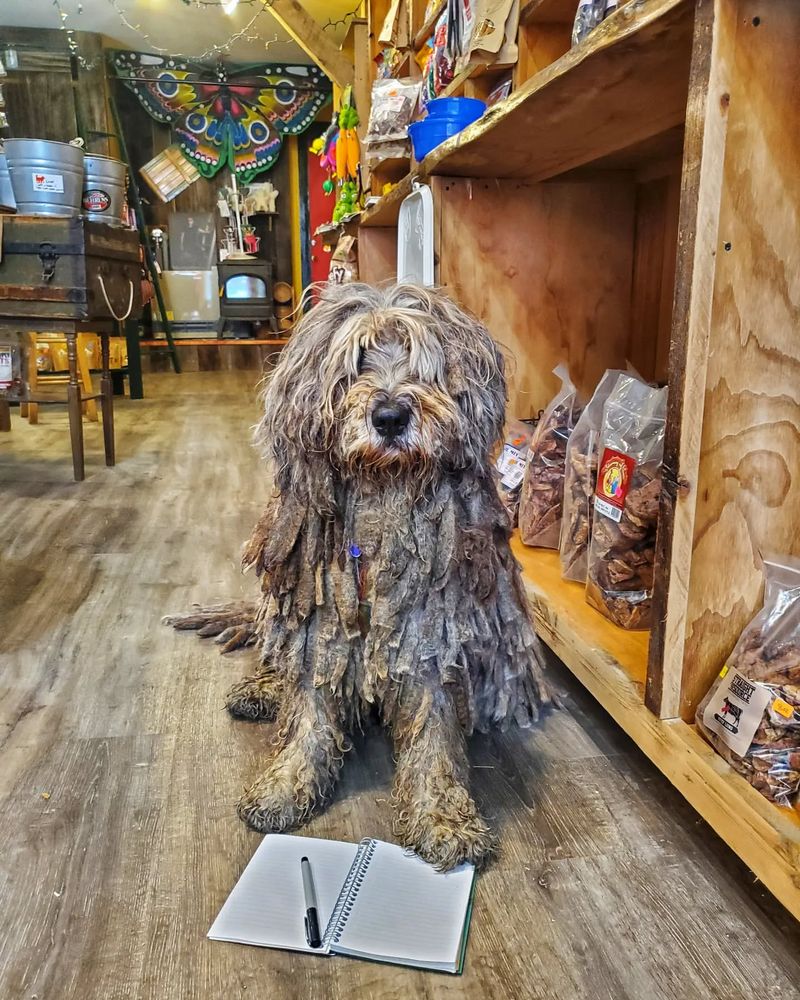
left=208, top=834, right=476, bottom=974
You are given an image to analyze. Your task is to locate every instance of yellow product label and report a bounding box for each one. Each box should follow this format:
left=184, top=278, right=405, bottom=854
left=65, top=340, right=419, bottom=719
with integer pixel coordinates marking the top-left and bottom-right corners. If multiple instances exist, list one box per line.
left=772, top=697, right=795, bottom=719
left=719, top=664, right=729, bottom=678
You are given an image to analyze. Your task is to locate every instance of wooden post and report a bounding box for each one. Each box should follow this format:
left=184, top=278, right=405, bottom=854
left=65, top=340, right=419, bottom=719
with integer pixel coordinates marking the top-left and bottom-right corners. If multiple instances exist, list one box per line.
left=268, top=0, right=355, bottom=89
left=100, top=332, right=115, bottom=467
left=66, top=331, right=85, bottom=482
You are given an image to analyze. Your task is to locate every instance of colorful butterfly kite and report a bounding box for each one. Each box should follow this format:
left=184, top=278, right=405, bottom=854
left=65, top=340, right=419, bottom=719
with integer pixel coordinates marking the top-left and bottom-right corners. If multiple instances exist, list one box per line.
left=111, top=52, right=330, bottom=182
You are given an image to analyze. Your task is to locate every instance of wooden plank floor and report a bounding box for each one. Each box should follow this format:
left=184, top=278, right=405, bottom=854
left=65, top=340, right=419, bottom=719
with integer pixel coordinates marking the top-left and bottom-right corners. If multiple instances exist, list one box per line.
left=1, top=371, right=799, bottom=1000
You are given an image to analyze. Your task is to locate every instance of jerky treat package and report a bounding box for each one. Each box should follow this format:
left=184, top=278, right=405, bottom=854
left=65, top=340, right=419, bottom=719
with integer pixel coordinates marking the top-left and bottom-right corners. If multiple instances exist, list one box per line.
left=572, top=0, right=607, bottom=45
left=559, top=370, right=625, bottom=583
left=328, top=234, right=359, bottom=284
left=585, top=374, right=667, bottom=629
left=696, top=557, right=800, bottom=807
left=518, top=365, right=581, bottom=547
left=365, top=78, right=421, bottom=143
left=495, top=418, right=535, bottom=527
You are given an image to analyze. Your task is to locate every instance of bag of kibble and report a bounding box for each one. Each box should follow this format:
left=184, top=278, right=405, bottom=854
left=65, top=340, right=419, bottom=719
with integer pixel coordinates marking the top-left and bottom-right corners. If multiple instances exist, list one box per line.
left=559, top=369, right=625, bottom=582
left=585, top=374, right=667, bottom=630
left=696, top=557, right=800, bottom=808
left=495, top=418, right=535, bottom=527
left=518, top=365, right=581, bottom=548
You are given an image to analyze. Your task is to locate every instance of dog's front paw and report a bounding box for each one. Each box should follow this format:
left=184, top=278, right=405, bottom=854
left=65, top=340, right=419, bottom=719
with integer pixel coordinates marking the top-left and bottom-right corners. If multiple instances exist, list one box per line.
left=395, top=785, right=497, bottom=871
left=237, top=765, right=317, bottom=833
left=225, top=673, right=282, bottom=721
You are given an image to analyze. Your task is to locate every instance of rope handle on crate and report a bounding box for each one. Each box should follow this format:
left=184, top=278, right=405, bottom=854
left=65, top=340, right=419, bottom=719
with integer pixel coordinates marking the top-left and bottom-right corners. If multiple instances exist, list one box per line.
left=96, top=274, right=135, bottom=322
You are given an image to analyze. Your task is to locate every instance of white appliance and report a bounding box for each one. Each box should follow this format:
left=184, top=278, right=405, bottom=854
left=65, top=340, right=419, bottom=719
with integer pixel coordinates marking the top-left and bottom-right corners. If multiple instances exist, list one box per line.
left=397, top=181, right=434, bottom=286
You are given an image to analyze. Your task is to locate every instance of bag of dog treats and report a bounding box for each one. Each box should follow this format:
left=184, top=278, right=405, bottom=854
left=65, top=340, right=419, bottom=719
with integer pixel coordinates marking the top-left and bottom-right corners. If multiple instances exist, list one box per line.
left=559, top=370, right=625, bottom=582
left=518, top=365, right=581, bottom=548
left=585, top=374, right=667, bottom=630
left=495, top=418, right=535, bottom=527
left=365, top=78, right=421, bottom=143
left=329, top=234, right=359, bottom=284
left=696, top=557, right=800, bottom=808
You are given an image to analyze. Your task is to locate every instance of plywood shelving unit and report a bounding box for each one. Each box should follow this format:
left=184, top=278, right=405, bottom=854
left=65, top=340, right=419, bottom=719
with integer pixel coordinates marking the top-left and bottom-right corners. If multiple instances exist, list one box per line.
left=352, top=0, right=800, bottom=919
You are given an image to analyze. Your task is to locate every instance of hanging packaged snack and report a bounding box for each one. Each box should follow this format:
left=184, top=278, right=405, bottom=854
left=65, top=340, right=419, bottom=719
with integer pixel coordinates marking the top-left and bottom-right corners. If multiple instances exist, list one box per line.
left=559, top=370, right=625, bottom=583
left=518, top=365, right=582, bottom=548
left=572, top=0, right=617, bottom=45
left=363, top=78, right=421, bottom=168
left=329, top=233, right=359, bottom=284
left=585, top=374, right=667, bottom=630
left=495, top=418, right=536, bottom=527
left=364, top=78, right=421, bottom=143
left=696, top=558, right=800, bottom=807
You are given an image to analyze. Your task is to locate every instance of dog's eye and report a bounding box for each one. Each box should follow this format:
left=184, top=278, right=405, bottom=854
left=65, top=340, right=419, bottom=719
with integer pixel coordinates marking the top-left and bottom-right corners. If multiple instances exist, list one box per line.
left=356, top=347, right=366, bottom=373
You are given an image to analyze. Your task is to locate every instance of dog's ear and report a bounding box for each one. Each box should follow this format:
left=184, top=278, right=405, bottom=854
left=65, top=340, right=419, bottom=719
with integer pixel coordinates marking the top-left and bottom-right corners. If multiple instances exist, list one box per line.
left=256, top=283, right=380, bottom=504
left=425, top=291, right=507, bottom=472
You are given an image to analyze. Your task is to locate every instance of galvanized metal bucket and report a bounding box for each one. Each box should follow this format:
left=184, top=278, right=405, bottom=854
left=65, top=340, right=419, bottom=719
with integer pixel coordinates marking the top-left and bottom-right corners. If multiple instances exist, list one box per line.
left=4, top=138, right=85, bottom=217
left=0, top=153, right=16, bottom=212
left=82, top=153, right=128, bottom=226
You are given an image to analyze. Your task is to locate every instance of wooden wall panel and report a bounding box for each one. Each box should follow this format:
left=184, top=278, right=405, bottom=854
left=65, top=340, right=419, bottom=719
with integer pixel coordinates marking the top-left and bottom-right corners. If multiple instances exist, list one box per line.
left=629, top=170, right=681, bottom=384
left=677, top=0, right=800, bottom=719
left=2, top=28, right=109, bottom=151
left=433, top=176, right=635, bottom=417
left=358, top=227, right=397, bottom=284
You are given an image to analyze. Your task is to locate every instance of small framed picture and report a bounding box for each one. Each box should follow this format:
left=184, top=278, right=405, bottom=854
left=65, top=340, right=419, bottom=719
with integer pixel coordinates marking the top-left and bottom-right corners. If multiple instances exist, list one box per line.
left=169, top=212, right=218, bottom=270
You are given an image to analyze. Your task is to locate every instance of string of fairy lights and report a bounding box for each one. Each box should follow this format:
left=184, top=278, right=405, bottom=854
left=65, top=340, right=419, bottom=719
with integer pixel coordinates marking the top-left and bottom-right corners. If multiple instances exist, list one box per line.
left=48, top=0, right=363, bottom=68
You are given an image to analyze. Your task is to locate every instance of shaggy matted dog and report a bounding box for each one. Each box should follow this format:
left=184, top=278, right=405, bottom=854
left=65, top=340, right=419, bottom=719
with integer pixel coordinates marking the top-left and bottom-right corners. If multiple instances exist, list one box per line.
left=166, top=283, right=550, bottom=870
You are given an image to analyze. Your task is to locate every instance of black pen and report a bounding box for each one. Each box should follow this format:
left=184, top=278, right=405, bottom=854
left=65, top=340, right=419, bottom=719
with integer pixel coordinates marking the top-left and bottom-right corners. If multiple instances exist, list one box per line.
left=301, top=856, right=322, bottom=948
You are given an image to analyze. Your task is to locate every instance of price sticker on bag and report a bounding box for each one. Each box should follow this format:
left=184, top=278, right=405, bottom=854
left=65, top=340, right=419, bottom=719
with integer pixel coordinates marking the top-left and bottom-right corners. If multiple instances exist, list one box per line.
left=496, top=444, right=526, bottom=490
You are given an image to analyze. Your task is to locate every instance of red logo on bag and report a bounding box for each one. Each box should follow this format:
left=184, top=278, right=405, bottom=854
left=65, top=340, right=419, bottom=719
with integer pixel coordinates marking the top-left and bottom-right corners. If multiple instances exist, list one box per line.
left=596, top=448, right=636, bottom=511
left=83, top=189, right=111, bottom=212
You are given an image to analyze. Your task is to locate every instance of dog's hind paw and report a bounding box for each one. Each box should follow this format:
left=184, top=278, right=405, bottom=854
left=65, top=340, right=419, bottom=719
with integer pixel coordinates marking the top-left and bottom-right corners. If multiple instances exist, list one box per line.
left=237, top=770, right=317, bottom=833
left=225, top=673, right=282, bottom=721
left=162, top=601, right=258, bottom=653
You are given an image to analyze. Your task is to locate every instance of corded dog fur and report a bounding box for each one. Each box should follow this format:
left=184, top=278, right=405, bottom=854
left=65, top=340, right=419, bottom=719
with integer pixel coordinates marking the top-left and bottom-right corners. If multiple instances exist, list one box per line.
left=166, top=283, right=550, bottom=870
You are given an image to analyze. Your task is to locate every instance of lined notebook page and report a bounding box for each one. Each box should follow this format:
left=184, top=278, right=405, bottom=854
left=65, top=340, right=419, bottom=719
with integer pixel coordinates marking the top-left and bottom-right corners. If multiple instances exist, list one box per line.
left=208, top=834, right=358, bottom=953
left=333, top=840, right=475, bottom=970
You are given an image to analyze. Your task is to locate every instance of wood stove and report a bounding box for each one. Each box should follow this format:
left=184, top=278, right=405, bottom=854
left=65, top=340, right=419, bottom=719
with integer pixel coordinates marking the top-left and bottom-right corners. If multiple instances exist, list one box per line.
left=217, top=258, right=276, bottom=332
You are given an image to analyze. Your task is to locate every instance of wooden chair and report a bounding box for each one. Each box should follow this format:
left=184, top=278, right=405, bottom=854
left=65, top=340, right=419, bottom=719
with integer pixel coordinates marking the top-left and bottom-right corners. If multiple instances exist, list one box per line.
left=23, top=332, right=98, bottom=424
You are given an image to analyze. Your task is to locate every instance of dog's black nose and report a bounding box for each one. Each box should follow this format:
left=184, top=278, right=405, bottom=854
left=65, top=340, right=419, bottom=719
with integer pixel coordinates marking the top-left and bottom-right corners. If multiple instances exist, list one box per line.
left=372, top=401, right=410, bottom=440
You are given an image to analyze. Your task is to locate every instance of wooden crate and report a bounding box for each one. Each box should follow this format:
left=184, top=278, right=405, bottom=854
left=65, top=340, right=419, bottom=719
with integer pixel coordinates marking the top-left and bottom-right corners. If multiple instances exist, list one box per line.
left=354, top=0, right=800, bottom=918
left=0, top=216, right=141, bottom=321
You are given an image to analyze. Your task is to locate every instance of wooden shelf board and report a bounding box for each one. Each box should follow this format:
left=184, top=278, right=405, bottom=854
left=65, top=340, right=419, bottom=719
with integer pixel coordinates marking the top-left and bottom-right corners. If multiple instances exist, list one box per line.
left=426, top=0, right=693, bottom=180
left=512, top=536, right=800, bottom=921
left=414, top=0, right=446, bottom=51
left=511, top=539, right=648, bottom=688
left=361, top=172, right=415, bottom=227
left=139, top=338, right=288, bottom=347
left=358, top=0, right=693, bottom=224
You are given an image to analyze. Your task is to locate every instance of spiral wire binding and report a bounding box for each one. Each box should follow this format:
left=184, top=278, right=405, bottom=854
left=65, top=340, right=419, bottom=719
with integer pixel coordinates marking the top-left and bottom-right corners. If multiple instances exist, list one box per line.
left=322, top=838, right=378, bottom=948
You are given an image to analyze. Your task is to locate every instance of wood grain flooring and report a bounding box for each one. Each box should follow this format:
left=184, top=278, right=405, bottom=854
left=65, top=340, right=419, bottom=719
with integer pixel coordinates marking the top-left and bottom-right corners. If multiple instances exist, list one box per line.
left=1, top=372, right=799, bottom=1000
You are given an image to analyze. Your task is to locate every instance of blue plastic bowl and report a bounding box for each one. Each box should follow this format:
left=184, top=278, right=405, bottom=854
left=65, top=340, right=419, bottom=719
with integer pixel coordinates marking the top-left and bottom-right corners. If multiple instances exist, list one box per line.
left=408, top=117, right=472, bottom=161
left=425, top=96, right=486, bottom=125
